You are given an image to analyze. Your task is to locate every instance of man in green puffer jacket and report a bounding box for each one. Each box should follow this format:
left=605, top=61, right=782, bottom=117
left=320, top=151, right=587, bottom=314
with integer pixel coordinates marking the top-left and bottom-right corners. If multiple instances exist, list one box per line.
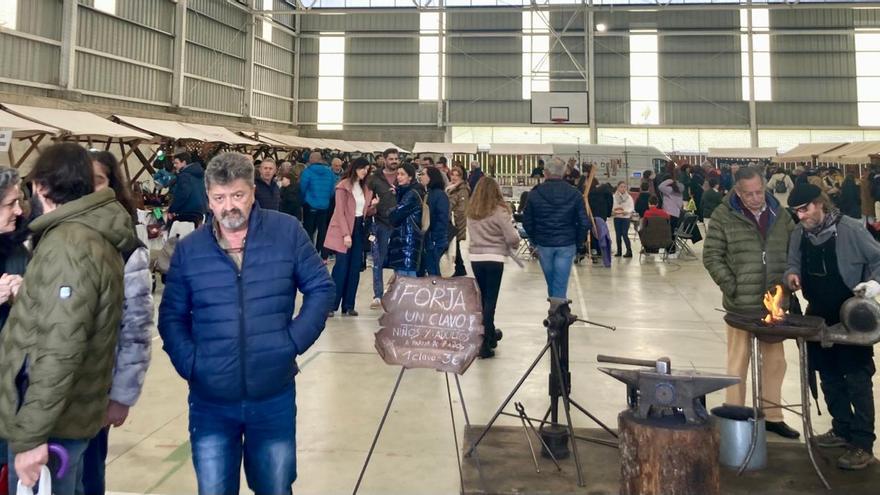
left=0, top=143, right=137, bottom=493
left=703, top=166, right=801, bottom=439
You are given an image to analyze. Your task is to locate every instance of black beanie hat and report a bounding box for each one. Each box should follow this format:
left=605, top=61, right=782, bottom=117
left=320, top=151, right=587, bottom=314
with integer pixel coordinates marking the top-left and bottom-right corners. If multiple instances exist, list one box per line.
left=787, top=183, right=822, bottom=208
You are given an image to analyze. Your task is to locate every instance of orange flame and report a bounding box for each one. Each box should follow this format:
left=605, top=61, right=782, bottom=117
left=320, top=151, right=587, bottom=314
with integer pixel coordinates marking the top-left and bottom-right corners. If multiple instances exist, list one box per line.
left=762, top=284, right=785, bottom=325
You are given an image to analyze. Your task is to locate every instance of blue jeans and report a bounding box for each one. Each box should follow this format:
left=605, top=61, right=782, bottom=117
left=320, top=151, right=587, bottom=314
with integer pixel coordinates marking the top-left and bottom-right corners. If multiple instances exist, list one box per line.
left=189, top=387, right=297, bottom=495
left=371, top=222, right=393, bottom=299
left=395, top=270, right=417, bottom=278
left=81, top=427, right=109, bottom=494
left=331, top=218, right=365, bottom=312
left=536, top=245, right=576, bottom=299
left=8, top=437, right=89, bottom=495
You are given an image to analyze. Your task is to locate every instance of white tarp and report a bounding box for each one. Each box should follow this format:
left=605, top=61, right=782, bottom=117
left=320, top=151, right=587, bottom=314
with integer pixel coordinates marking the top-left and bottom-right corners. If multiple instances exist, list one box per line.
left=816, top=141, right=880, bottom=165
left=488, top=143, right=554, bottom=155
left=114, top=115, right=218, bottom=142
left=412, top=142, right=478, bottom=154
left=1, top=104, right=149, bottom=141
left=775, top=142, right=848, bottom=163
left=0, top=110, right=58, bottom=138
left=178, top=123, right=260, bottom=146
left=256, top=132, right=330, bottom=150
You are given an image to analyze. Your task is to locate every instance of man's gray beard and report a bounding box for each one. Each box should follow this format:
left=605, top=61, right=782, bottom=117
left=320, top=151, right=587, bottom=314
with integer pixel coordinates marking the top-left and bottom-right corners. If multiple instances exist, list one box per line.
left=219, top=213, right=247, bottom=231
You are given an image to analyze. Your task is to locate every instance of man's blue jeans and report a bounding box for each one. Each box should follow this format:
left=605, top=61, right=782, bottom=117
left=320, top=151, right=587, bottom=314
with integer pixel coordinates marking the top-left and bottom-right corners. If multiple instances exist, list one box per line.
left=536, top=245, right=576, bottom=299
left=8, top=437, right=89, bottom=495
left=189, top=386, right=296, bottom=495
left=371, top=222, right=393, bottom=299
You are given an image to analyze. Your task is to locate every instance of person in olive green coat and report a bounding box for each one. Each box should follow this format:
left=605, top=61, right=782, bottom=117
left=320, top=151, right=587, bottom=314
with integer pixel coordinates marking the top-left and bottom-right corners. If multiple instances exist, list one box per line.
left=0, top=143, right=137, bottom=493
left=703, top=166, right=801, bottom=439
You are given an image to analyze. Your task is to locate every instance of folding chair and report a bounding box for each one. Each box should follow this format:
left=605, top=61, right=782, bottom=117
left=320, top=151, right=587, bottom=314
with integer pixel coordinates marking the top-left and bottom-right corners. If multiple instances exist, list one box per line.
left=673, top=212, right=699, bottom=260
left=638, top=216, right=674, bottom=263
left=515, top=223, right=537, bottom=261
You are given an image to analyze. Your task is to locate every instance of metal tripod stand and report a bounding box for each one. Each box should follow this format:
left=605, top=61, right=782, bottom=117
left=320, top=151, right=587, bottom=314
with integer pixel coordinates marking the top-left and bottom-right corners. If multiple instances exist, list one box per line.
left=464, top=298, right=616, bottom=487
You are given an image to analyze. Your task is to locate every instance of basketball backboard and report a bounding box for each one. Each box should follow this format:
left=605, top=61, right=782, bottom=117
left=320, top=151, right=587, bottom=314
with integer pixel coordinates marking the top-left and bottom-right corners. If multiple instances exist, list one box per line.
left=531, top=92, right=588, bottom=125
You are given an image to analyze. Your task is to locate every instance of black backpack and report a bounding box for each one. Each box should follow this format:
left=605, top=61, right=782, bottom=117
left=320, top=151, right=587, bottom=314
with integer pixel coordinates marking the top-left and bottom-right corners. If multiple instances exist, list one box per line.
left=774, top=177, right=788, bottom=194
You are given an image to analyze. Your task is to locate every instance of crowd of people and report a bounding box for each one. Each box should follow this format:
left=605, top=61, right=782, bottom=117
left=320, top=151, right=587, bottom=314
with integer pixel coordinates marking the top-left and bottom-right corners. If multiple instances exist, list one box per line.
left=1, top=140, right=880, bottom=495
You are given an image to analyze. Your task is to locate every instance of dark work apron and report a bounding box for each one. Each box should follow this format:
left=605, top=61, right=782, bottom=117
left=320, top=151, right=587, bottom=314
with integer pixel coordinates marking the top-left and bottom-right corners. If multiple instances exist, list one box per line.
left=801, top=233, right=875, bottom=373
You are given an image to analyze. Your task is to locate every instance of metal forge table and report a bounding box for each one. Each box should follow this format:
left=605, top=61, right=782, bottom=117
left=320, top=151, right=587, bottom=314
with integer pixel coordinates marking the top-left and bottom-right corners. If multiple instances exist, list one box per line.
left=724, top=297, right=880, bottom=490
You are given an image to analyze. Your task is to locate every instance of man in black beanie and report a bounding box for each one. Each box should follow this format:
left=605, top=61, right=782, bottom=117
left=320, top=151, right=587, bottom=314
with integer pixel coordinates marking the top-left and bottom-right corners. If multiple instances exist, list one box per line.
left=784, top=183, right=880, bottom=470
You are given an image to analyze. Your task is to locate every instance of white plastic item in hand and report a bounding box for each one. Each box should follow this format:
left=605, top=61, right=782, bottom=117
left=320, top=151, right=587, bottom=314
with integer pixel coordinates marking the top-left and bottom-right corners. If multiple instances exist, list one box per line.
left=16, top=465, right=53, bottom=495
left=853, top=280, right=880, bottom=299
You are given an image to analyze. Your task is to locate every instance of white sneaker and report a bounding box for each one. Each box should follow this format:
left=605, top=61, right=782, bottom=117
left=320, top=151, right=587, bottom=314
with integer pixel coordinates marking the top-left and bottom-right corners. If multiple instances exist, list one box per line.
left=370, top=298, right=382, bottom=309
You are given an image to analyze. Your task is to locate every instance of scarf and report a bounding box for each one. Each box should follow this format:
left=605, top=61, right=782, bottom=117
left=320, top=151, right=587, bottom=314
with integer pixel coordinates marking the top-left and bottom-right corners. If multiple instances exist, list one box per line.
left=805, top=208, right=841, bottom=246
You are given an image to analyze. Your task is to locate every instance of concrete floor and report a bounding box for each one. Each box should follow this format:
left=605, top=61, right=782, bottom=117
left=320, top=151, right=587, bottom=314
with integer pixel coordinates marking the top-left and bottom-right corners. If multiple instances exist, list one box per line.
left=103, top=240, right=880, bottom=494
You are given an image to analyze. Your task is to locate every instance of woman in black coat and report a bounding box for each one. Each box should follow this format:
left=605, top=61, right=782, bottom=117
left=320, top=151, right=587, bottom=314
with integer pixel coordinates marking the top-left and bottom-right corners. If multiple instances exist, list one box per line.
left=837, top=174, right=862, bottom=219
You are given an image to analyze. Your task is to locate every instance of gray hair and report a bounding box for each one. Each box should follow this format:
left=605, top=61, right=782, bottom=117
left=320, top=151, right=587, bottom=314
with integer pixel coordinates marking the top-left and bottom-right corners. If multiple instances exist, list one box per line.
left=205, top=152, right=255, bottom=189
left=545, top=157, right=566, bottom=178
left=0, top=167, right=20, bottom=198
left=734, top=165, right=766, bottom=186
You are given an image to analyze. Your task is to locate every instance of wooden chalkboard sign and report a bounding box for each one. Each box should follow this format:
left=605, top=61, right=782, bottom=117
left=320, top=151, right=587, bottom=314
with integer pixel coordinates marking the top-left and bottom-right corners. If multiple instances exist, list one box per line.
left=375, top=276, right=484, bottom=374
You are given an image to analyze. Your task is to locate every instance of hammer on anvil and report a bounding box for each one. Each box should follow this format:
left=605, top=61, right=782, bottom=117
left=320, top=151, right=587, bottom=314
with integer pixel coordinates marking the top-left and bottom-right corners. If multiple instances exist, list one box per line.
left=597, top=354, right=740, bottom=424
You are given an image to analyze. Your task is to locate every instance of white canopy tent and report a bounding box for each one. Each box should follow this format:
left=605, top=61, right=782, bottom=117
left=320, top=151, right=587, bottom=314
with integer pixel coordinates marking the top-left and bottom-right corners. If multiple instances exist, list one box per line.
left=0, top=109, right=59, bottom=168
left=1, top=104, right=149, bottom=143
left=113, top=115, right=219, bottom=143
left=816, top=141, right=880, bottom=165
left=775, top=142, right=848, bottom=164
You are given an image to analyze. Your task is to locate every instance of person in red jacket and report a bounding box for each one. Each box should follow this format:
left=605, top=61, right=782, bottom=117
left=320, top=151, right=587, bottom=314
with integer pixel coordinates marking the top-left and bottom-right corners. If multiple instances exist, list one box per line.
left=642, top=195, right=670, bottom=219
left=325, top=157, right=377, bottom=316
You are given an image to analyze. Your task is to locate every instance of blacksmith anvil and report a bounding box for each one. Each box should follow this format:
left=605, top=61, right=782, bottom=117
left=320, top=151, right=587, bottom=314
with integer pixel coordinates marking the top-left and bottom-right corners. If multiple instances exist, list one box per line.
left=597, top=354, right=740, bottom=425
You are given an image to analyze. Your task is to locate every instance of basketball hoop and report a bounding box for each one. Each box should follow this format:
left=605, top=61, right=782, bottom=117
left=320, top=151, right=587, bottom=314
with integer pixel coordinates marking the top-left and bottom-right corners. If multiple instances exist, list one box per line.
left=551, top=118, right=569, bottom=125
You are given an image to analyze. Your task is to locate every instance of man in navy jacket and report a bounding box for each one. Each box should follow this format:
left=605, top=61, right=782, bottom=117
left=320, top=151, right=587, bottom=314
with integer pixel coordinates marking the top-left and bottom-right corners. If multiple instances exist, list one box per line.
left=159, top=152, right=335, bottom=495
left=168, top=152, right=208, bottom=225
left=523, top=157, right=590, bottom=299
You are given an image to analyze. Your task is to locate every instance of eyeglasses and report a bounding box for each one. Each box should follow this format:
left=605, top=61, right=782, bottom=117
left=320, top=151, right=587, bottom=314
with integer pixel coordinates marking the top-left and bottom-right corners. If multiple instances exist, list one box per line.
left=789, top=204, right=810, bottom=215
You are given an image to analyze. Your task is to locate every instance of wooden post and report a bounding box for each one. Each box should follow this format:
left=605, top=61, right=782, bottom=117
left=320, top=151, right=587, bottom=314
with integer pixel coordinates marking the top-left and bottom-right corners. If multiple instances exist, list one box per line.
left=618, top=410, right=720, bottom=495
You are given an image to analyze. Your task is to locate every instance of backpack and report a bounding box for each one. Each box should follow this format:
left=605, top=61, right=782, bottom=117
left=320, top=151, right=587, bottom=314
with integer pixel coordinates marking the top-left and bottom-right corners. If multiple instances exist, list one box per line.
left=871, top=174, right=880, bottom=202
left=774, top=177, right=788, bottom=194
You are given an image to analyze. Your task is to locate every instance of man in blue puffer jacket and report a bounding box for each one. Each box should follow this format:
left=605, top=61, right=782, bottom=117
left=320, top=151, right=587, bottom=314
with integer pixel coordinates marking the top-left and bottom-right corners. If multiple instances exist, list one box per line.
left=523, top=157, right=590, bottom=299
left=299, top=150, right=337, bottom=260
left=159, top=152, right=335, bottom=495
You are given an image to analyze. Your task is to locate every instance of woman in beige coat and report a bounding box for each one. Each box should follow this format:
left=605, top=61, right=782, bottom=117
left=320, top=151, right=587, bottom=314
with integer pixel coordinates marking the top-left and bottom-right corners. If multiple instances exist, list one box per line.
left=467, top=177, right=521, bottom=358
left=446, top=165, right=469, bottom=276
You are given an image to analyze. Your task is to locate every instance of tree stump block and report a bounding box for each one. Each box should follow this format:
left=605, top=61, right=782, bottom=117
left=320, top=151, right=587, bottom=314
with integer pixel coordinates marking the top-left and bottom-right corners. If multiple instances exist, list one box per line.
left=618, top=409, right=720, bottom=495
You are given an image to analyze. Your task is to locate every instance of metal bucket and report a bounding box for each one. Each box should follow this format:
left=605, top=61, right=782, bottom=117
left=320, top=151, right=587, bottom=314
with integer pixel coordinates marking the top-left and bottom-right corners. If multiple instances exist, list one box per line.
left=711, top=405, right=767, bottom=471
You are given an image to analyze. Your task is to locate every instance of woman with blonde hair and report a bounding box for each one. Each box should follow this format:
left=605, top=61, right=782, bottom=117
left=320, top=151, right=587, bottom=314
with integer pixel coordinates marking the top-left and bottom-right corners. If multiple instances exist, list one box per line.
left=467, top=176, right=521, bottom=358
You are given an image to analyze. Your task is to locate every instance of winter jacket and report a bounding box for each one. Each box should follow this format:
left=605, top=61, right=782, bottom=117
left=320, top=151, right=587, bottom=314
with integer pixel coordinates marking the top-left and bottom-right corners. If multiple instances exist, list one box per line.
left=387, top=183, right=424, bottom=272
left=446, top=182, right=468, bottom=241
left=279, top=184, right=302, bottom=219
left=522, top=179, right=589, bottom=248
left=0, top=189, right=136, bottom=452
left=110, top=245, right=153, bottom=407
left=612, top=191, right=634, bottom=219
left=299, top=163, right=337, bottom=210
left=836, top=178, right=862, bottom=219
left=325, top=179, right=375, bottom=254
left=588, top=187, right=613, bottom=220
left=634, top=192, right=651, bottom=218
left=425, top=188, right=450, bottom=255
left=467, top=206, right=520, bottom=257
left=169, top=163, right=208, bottom=216
left=701, top=189, right=723, bottom=220
left=767, top=173, right=794, bottom=197
left=785, top=215, right=880, bottom=290
left=254, top=178, right=281, bottom=211
left=0, top=235, right=29, bottom=332
left=367, top=168, right=397, bottom=227
left=658, top=179, right=685, bottom=218
left=468, top=168, right=484, bottom=192
left=703, top=192, right=794, bottom=314
left=159, top=204, right=335, bottom=403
